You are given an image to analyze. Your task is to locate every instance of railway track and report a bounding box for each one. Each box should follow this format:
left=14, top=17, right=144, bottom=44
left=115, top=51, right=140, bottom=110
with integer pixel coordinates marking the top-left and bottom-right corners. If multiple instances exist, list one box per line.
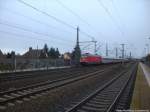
left=0, top=65, right=113, bottom=92
left=0, top=67, right=88, bottom=82
left=66, top=63, right=137, bottom=112
left=0, top=64, right=116, bottom=83
left=0, top=65, right=117, bottom=109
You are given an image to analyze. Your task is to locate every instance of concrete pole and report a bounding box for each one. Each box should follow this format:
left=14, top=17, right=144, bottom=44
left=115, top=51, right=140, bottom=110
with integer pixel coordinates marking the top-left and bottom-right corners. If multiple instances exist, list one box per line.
left=144, top=48, right=147, bottom=56
left=120, top=44, right=125, bottom=65
left=11, top=51, right=16, bottom=71
left=106, top=43, right=108, bottom=57
left=77, top=27, right=79, bottom=47
left=94, top=41, right=97, bottom=54
left=146, top=44, right=149, bottom=55
left=121, top=44, right=125, bottom=59
left=130, top=52, right=132, bottom=59
left=148, top=37, right=150, bottom=54
left=116, top=48, right=118, bottom=58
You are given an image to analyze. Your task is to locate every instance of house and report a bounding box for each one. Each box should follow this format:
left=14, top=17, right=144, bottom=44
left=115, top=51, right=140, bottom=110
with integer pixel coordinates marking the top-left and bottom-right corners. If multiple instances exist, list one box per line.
left=23, top=47, right=48, bottom=59
left=63, top=52, right=71, bottom=60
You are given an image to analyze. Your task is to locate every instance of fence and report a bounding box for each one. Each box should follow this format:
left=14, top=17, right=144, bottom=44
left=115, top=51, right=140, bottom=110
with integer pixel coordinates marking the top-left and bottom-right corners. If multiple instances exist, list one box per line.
left=0, top=58, right=73, bottom=72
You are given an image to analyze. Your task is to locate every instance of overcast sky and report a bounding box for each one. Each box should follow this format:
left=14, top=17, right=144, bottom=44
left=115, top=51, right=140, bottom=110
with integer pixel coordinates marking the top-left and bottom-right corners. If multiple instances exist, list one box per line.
left=0, top=0, right=150, bottom=58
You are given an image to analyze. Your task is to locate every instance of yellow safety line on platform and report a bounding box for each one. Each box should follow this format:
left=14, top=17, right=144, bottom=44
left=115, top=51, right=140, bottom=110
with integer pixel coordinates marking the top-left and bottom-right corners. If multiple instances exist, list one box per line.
left=140, top=63, right=150, bottom=87
left=130, top=63, right=150, bottom=111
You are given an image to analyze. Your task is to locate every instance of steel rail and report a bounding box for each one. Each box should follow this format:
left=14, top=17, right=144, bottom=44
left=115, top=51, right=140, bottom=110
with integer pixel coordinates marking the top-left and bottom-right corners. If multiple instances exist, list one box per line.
left=0, top=66, right=113, bottom=106
left=0, top=65, right=115, bottom=95
left=66, top=64, right=137, bottom=112
left=106, top=64, right=137, bottom=112
left=107, top=64, right=137, bottom=111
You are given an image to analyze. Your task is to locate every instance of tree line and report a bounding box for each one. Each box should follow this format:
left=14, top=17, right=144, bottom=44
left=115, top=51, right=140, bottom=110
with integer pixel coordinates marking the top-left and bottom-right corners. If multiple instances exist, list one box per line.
left=6, top=44, right=61, bottom=59
left=43, top=44, right=60, bottom=59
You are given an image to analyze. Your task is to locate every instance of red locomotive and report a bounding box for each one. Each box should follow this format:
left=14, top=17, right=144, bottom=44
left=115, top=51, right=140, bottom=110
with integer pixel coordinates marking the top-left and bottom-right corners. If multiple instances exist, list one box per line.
left=80, top=53, right=102, bottom=65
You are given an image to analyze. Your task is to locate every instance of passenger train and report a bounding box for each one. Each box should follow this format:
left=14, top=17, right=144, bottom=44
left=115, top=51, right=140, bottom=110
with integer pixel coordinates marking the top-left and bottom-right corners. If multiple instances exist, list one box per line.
left=80, top=53, right=128, bottom=65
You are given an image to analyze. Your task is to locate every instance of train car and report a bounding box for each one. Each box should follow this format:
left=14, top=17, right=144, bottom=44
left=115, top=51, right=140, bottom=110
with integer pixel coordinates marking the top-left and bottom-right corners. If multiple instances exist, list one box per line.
left=80, top=53, right=129, bottom=65
left=80, top=53, right=102, bottom=65
left=102, top=58, right=122, bottom=64
left=102, top=58, right=129, bottom=64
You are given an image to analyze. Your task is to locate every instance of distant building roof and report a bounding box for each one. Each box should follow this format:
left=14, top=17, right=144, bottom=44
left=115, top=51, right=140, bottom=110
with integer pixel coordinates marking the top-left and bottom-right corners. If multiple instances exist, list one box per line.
left=23, top=47, right=48, bottom=59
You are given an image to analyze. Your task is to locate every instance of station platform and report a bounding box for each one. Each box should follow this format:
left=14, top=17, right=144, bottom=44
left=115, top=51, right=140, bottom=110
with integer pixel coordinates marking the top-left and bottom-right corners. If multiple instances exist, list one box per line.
left=130, top=62, right=150, bottom=111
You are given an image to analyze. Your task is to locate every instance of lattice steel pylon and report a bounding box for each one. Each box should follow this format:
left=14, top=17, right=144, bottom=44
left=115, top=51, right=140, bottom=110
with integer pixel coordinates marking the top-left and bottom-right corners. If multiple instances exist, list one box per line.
left=74, top=27, right=81, bottom=66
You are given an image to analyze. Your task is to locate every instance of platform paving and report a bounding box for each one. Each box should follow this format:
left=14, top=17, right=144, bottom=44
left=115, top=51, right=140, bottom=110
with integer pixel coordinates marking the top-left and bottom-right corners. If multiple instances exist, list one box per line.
left=130, top=63, right=150, bottom=111
left=140, top=63, right=150, bottom=86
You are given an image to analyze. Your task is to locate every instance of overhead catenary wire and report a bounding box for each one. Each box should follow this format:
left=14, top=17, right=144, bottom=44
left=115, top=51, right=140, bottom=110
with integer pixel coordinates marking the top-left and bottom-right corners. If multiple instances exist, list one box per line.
left=81, top=43, right=93, bottom=50
left=0, top=21, right=73, bottom=43
left=97, top=0, right=124, bottom=36
left=4, top=8, right=74, bottom=35
left=56, top=0, right=106, bottom=41
left=55, top=0, right=92, bottom=28
left=17, top=0, right=76, bottom=30
left=0, top=30, right=74, bottom=47
left=80, top=30, right=95, bottom=40
left=109, top=0, right=126, bottom=32
left=17, top=0, right=95, bottom=40
left=6, top=8, right=94, bottom=42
